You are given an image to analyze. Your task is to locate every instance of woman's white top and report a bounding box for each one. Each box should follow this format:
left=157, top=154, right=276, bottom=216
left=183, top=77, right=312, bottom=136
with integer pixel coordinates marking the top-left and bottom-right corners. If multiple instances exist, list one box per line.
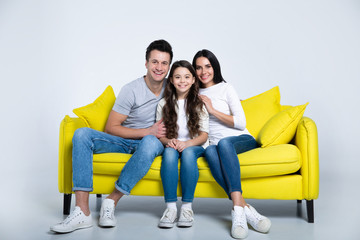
left=199, top=82, right=250, bottom=145
left=156, top=98, right=209, bottom=148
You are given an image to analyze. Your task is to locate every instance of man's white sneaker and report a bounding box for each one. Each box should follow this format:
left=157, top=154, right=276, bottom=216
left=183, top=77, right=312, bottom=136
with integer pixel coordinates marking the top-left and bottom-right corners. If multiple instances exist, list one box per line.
left=244, top=205, right=271, bottom=233
left=177, top=208, right=194, bottom=227
left=99, top=198, right=116, bottom=227
left=50, top=206, right=92, bottom=233
left=158, top=208, right=177, bottom=228
left=231, top=206, right=248, bottom=239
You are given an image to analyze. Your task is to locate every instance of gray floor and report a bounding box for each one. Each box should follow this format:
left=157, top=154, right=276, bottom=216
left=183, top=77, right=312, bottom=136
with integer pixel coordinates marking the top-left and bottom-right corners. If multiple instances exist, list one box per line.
left=3, top=172, right=360, bottom=240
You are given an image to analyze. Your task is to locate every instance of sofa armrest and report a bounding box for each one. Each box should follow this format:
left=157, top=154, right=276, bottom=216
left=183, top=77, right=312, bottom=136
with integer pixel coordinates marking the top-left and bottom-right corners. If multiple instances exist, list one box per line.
left=58, top=115, right=87, bottom=193
left=294, top=117, right=319, bottom=200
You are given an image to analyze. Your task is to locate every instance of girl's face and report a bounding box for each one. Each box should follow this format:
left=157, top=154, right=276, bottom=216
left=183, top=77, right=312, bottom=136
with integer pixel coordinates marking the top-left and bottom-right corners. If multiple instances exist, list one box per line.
left=195, top=57, right=215, bottom=88
left=171, top=67, right=195, bottom=99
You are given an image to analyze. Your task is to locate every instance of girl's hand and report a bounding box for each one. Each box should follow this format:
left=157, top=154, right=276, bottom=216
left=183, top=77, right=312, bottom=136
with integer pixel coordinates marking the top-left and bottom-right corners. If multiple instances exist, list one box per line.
left=166, top=138, right=178, bottom=149
left=199, top=95, right=214, bottom=114
left=176, top=141, right=189, bottom=152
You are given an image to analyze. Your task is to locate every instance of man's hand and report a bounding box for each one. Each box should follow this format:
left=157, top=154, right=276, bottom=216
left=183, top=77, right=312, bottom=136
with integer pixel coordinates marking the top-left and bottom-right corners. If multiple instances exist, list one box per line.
left=148, top=119, right=166, bottom=138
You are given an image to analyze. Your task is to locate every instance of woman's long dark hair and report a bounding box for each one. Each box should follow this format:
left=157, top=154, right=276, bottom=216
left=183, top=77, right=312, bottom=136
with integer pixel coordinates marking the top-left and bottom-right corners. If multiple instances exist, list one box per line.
left=192, top=49, right=226, bottom=87
left=162, top=60, right=204, bottom=139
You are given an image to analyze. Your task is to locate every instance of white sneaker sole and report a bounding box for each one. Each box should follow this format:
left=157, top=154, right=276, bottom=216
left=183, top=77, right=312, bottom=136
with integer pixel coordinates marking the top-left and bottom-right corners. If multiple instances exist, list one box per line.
left=177, top=221, right=193, bottom=227
left=50, top=223, right=93, bottom=233
left=99, top=220, right=116, bottom=227
left=158, top=221, right=176, bottom=228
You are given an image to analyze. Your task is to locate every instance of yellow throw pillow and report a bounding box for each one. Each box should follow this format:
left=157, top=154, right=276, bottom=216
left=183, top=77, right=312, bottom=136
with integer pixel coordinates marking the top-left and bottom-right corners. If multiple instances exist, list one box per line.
left=258, top=103, right=309, bottom=147
left=241, top=86, right=281, bottom=139
left=73, top=85, right=116, bottom=132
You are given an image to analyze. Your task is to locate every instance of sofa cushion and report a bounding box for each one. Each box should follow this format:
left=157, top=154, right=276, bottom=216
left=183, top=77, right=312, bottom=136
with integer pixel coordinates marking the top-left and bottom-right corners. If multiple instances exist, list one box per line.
left=241, top=86, right=281, bottom=139
left=258, top=103, right=308, bottom=147
left=92, top=144, right=301, bottom=181
left=73, top=86, right=115, bottom=132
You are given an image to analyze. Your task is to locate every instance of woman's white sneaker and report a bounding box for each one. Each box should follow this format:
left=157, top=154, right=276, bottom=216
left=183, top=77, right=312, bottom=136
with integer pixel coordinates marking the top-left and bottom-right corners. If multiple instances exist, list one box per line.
left=158, top=208, right=177, bottom=228
left=99, top=198, right=116, bottom=227
left=50, top=206, right=92, bottom=233
left=231, top=206, right=248, bottom=239
left=244, top=205, right=271, bottom=233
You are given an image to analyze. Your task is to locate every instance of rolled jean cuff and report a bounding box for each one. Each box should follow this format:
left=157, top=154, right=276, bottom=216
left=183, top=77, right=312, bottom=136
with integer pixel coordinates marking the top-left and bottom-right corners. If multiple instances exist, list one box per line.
left=229, top=188, right=243, bottom=194
left=72, top=187, right=93, bottom=192
left=181, top=198, right=193, bottom=203
left=115, top=184, right=130, bottom=195
left=165, top=198, right=178, bottom=203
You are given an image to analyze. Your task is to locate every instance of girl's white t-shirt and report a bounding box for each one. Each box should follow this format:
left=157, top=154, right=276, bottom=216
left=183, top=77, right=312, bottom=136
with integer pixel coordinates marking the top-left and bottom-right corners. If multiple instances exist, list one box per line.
left=177, top=99, right=190, bottom=142
left=156, top=98, right=209, bottom=148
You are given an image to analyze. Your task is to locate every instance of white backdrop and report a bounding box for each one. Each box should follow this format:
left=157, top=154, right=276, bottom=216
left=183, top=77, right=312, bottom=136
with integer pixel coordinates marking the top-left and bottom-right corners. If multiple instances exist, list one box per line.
left=0, top=0, right=359, bottom=228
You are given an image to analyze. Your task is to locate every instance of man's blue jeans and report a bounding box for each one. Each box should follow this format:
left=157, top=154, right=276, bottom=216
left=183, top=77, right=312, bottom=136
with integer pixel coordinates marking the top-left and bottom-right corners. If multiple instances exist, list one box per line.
left=205, top=134, right=258, bottom=198
left=160, top=146, right=205, bottom=203
left=72, top=127, right=164, bottom=195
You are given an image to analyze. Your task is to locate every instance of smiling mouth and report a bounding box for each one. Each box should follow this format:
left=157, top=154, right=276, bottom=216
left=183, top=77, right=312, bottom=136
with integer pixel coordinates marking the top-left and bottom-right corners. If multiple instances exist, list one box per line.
left=154, top=71, right=163, bottom=76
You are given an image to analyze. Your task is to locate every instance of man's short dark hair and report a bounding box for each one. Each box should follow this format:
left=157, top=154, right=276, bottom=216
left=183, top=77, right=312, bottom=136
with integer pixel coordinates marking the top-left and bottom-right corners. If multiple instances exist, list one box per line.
left=146, top=39, right=173, bottom=64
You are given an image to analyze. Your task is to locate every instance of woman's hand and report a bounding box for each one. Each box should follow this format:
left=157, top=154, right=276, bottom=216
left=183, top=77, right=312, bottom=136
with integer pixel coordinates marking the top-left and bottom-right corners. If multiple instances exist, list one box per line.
left=199, top=94, right=235, bottom=127
left=199, top=95, right=214, bottom=114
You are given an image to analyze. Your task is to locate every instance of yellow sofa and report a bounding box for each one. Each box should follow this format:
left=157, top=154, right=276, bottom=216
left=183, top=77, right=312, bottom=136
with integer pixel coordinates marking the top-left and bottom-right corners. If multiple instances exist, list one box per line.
left=58, top=86, right=319, bottom=222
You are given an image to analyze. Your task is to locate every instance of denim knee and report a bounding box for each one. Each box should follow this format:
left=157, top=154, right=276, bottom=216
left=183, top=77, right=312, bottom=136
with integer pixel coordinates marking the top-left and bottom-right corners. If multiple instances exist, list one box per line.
left=205, top=145, right=218, bottom=165
left=181, top=148, right=200, bottom=167
left=217, top=138, right=233, bottom=150
left=72, top=127, right=92, bottom=144
left=162, top=148, right=179, bottom=164
left=139, top=135, right=164, bottom=156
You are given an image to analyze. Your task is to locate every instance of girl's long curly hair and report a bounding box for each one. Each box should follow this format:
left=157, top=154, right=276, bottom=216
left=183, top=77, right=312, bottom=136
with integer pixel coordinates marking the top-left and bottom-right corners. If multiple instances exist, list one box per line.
left=162, top=60, right=204, bottom=139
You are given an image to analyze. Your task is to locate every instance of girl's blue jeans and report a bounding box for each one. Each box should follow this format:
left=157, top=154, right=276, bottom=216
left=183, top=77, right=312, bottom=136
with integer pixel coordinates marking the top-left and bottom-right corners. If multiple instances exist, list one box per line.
left=205, top=134, right=258, bottom=198
left=160, top=146, right=205, bottom=203
left=71, top=127, right=164, bottom=195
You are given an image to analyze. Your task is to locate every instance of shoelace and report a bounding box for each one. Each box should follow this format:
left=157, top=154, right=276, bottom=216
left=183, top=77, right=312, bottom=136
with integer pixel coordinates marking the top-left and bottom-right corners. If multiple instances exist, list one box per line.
left=233, top=211, right=247, bottom=227
left=180, top=209, right=193, bottom=221
left=102, top=206, right=113, bottom=219
left=248, top=206, right=264, bottom=221
left=161, top=209, right=176, bottom=222
left=63, top=209, right=81, bottom=225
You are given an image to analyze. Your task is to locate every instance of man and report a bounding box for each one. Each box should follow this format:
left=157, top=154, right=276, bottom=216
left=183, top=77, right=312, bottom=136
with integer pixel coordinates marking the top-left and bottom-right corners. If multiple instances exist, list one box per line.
left=51, top=39, right=173, bottom=233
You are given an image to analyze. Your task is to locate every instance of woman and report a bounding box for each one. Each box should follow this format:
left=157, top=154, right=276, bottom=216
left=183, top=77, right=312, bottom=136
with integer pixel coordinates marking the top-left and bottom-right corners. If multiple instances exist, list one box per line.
left=156, top=60, right=209, bottom=228
left=192, top=50, right=271, bottom=239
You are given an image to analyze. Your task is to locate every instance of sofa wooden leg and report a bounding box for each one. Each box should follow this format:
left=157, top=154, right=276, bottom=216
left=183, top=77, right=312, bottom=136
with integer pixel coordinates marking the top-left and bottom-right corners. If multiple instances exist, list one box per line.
left=306, top=200, right=314, bottom=223
left=96, top=194, right=102, bottom=198
left=63, top=194, right=72, bottom=215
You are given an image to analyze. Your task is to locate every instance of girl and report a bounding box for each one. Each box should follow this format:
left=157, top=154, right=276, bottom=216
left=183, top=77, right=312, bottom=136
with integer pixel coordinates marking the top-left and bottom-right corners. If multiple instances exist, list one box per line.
left=156, top=60, right=209, bottom=228
left=192, top=50, right=271, bottom=239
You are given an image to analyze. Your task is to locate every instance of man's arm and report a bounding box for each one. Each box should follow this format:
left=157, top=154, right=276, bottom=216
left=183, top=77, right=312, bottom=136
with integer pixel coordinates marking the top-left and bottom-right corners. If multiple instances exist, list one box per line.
left=105, top=110, right=166, bottom=139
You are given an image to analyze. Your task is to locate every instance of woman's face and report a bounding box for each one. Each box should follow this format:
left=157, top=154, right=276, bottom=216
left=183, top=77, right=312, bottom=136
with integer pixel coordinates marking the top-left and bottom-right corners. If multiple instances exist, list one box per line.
left=171, top=67, right=195, bottom=99
left=195, top=57, right=215, bottom=88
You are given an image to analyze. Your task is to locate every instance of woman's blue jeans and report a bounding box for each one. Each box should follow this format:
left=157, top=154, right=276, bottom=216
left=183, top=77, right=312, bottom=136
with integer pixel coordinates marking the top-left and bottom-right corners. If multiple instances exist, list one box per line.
left=72, top=127, right=164, bottom=195
left=205, top=134, right=258, bottom=198
left=160, top=146, right=205, bottom=203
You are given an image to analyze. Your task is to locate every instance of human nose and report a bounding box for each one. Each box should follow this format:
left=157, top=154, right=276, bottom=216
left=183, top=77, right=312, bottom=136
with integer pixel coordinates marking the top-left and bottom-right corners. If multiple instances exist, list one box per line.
left=155, top=62, right=162, bottom=71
